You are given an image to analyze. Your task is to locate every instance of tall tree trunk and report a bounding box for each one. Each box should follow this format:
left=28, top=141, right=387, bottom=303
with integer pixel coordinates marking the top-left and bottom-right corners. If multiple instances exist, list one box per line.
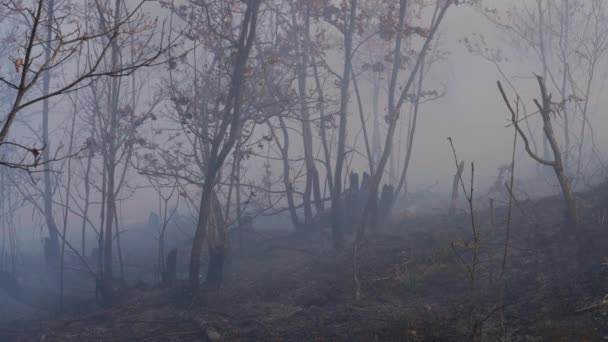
left=498, top=77, right=578, bottom=227
left=60, top=87, right=78, bottom=311
left=371, top=73, right=381, bottom=169
left=189, top=178, right=215, bottom=291
left=205, top=191, right=226, bottom=290
left=535, top=77, right=578, bottom=226
left=352, top=69, right=374, bottom=173
left=295, top=4, right=322, bottom=223
left=559, top=0, right=570, bottom=173
left=395, top=53, right=426, bottom=199
left=102, top=0, right=122, bottom=290
left=96, top=142, right=106, bottom=304
left=235, top=145, right=243, bottom=249
left=331, top=0, right=357, bottom=249
left=386, top=0, right=408, bottom=189
left=81, top=137, right=93, bottom=256
left=42, top=0, right=59, bottom=267
left=449, top=161, right=465, bottom=216
left=574, top=58, right=596, bottom=181
left=205, top=245, right=225, bottom=290
left=102, top=165, right=115, bottom=282
left=269, top=119, right=301, bottom=231
left=298, top=68, right=314, bottom=225
left=537, top=0, right=551, bottom=175
left=312, top=56, right=333, bottom=198
left=114, top=206, right=124, bottom=280
left=188, top=0, right=261, bottom=292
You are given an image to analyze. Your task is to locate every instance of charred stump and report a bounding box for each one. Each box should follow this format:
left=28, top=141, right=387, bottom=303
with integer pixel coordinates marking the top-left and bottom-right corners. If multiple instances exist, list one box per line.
left=379, top=184, right=395, bottom=227
left=204, top=246, right=225, bottom=291
left=162, top=248, right=178, bottom=287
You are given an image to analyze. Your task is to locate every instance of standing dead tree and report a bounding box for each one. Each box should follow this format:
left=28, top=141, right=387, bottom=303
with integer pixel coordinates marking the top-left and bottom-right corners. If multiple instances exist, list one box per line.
left=497, top=76, right=578, bottom=227
left=449, top=160, right=465, bottom=216
left=145, top=177, right=178, bottom=283
left=480, top=0, right=608, bottom=180
left=447, top=138, right=480, bottom=339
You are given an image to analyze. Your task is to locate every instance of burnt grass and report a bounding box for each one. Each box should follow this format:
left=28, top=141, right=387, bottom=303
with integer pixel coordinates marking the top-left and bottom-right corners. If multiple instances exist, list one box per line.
left=2, top=186, right=608, bottom=341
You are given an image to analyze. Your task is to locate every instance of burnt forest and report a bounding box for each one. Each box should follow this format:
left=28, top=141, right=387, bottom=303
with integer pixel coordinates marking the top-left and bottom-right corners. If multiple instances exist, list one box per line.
left=0, top=0, right=607, bottom=341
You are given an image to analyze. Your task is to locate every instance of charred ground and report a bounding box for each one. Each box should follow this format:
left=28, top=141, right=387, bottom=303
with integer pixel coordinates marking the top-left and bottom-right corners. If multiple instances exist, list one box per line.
left=0, top=183, right=607, bottom=341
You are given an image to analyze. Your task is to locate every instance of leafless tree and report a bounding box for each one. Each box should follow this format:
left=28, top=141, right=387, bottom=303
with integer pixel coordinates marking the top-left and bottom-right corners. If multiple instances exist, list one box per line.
left=498, top=76, right=578, bottom=226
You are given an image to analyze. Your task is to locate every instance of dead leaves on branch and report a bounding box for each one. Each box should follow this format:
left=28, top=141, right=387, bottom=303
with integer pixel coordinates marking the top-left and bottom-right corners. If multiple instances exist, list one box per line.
left=14, top=55, right=23, bottom=73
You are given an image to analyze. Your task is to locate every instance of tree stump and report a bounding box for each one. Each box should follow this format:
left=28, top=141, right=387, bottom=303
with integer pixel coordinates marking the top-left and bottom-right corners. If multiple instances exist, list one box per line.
left=162, top=248, right=177, bottom=287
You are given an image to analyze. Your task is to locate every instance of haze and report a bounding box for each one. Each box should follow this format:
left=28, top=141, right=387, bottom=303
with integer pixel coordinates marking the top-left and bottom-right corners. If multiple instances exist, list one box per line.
left=0, top=0, right=606, bottom=340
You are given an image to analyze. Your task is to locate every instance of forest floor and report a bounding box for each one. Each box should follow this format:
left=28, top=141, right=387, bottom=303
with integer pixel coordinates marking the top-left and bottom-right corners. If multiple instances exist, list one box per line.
left=1, top=184, right=608, bottom=341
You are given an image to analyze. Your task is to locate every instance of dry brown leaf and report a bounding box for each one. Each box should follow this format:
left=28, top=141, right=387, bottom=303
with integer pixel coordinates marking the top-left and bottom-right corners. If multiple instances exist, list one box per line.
left=14, top=56, right=23, bottom=73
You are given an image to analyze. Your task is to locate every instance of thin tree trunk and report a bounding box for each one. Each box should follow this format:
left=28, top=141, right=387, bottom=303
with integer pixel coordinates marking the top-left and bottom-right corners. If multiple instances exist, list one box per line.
left=559, top=0, right=570, bottom=173
left=188, top=1, right=261, bottom=292
left=103, top=166, right=115, bottom=282
left=42, top=0, right=59, bottom=267
left=332, top=0, right=357, bottom=249
left=189, top=178, right=215, bottom=291
left=573, top=50, right=597, bottom=180
left=537, top=0, right=551, bottom=173
left=294, top=22, right=313, bottom=225
left=102, top=0, right=122, bottom=291
left=386, top=0, right=408, bottom=188
left=114, top=206, right=124, bottom=281
left=449, top=161, right=465, bottom=216
left=536, top=77, right=578, bottom=225
left=498, top=77, right=578, bottom=226
left=395, top=55, right=426, bottom=199
left=352, top=68, right=374, bottom=173
left=81, top=136, right=93, bottom=256
left=269, top=119, right=301, bottom=230
left=311, top=56, right=333, bottom=198
left=371, top=73, right=381, bottom=168
left=205, top=191, right=226, bottom=290
left=59, top=83, right=78, bottom=311
left=96, top=142, right=106, bottom=304
left=235, top=145, right=243, bottom=249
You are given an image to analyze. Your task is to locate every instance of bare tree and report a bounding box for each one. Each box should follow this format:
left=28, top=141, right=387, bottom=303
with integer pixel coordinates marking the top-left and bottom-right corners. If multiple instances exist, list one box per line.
left=481, top=0, right=608, bottom=181
left=498, top=76, right=578, bottom=226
